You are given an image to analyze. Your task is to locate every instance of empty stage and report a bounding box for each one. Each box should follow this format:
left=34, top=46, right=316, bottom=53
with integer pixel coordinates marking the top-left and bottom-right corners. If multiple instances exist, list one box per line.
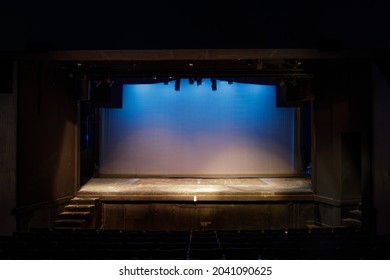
left=78, top=177, right=314, bottom=230
left=78, top=177, right=313, bottom=201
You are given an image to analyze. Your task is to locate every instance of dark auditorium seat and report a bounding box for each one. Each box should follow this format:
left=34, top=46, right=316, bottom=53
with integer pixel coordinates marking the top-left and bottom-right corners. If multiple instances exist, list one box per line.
left=1, top=229, right=388, bottom=260
left=221, top=242, right=258, bottom=249
left=191, top=230, right=217, bottom=238
left=155, top=242, right=189, bottom=250
left=190, top=241, right=220, bottom=249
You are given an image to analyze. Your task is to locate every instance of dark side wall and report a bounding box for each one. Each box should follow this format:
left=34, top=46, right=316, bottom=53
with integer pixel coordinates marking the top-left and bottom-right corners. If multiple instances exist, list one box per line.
left=0, top=61, right=17, bottom=234
left=312, top=59, right=372, bottom=228
left=16, top=61, right=78, bottom=230
left=372, top=64, right=390, bottom=234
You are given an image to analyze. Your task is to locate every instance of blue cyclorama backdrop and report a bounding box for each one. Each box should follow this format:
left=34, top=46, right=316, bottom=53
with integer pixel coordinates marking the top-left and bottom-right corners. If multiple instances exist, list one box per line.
left=100, top=79, right=297, bottom=176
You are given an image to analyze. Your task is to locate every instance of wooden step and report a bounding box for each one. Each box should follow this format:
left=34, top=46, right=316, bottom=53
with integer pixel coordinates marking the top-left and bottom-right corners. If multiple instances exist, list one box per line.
left=53, top=196, right=99, bottom=230
left=341, top=218, right=362, bottom=228
left=64, top=204, right=96, bottom=213
left=349, top=210, right=362, bottom=220
left=69, top=197, right=98, bottom=205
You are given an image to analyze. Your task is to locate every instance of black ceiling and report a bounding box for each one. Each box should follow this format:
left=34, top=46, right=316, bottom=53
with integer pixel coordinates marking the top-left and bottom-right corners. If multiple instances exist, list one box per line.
left=67, top=58, right=309, bottom=79
left=2, top=1, right=390, bottom=52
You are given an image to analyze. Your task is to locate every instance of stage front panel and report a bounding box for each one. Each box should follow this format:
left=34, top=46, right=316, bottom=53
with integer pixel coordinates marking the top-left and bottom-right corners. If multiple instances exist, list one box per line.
left=100, top=80, right=296, bottom=176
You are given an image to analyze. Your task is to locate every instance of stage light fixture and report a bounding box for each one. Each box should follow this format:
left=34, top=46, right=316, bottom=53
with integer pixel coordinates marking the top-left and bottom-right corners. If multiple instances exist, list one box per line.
left=228, top=80, right=233, bottom=85
left=105, top=78, right=114, bottom=87
left=164, top=76, right=173, bottom=85
left=189, top=77, right=195, bottom=85
left=289, top=78, right=297, bottom=87
left=211, top=78, right=217, bottom=91
left=175, top=78, right=181, bottom=91
left=196, top=78, right=202, bottom=86
left=279, top=79, right=286, bottom=88
left=94, top=80, right=102, bottom=87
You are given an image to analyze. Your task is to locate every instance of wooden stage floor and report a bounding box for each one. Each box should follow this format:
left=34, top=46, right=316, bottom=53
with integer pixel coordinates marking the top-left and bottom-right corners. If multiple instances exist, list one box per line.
left=78, top=177, right=314, bottom=202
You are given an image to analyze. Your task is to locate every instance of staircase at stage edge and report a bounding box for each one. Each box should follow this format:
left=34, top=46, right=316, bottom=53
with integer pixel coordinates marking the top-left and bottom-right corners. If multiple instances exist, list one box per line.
left=341, top=206, right=362, bottom=229
left=53, top=197, right=100, bottom=230
left=306, top=203, right=362, bottom=231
